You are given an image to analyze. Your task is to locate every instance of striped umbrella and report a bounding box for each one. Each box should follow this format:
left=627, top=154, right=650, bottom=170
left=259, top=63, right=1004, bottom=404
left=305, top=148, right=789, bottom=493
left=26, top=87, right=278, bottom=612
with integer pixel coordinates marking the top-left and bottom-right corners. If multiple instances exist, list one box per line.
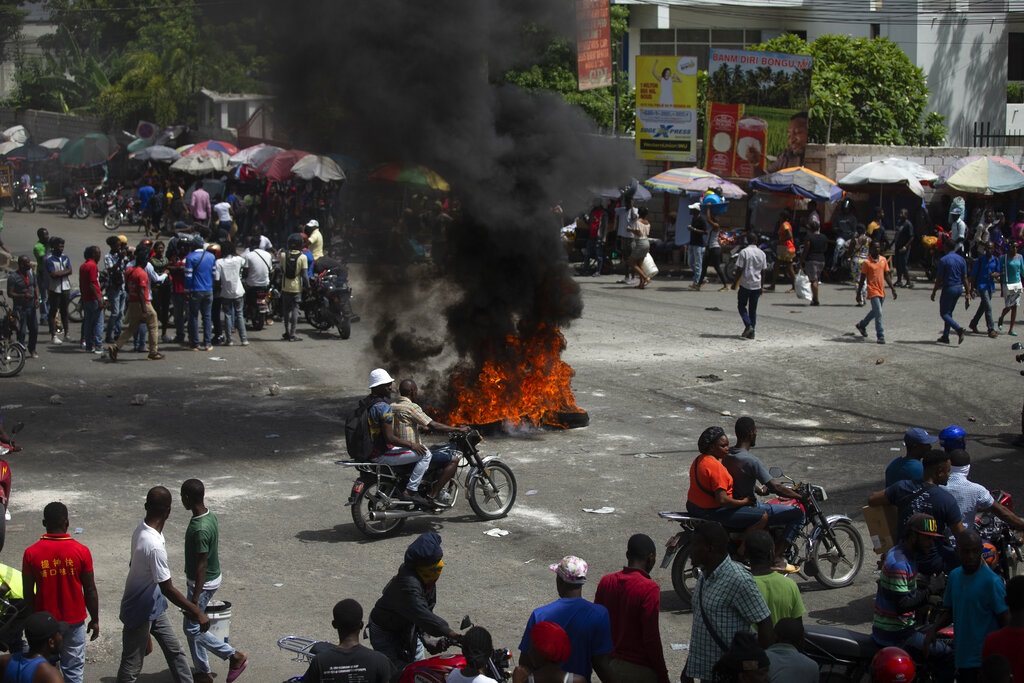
left=644, top=167, right=746, bottom=199
left=369, top=162, right=450, bottom=191
left=935, top=156, right=1024, bottom=195
left=180, top=140, right=239, bottom=157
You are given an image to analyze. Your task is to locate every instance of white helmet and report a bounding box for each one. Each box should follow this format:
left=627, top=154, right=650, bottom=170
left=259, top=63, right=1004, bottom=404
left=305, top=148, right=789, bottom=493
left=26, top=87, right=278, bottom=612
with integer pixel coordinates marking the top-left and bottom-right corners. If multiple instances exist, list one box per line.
left=368, top=368, right=394, bottom=389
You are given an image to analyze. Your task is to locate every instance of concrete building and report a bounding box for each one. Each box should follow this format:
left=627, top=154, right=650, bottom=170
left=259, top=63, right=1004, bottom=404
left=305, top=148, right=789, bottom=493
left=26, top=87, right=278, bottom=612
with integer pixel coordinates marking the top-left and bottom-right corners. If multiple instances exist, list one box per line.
left=619, top=0, right=1024, bottom=145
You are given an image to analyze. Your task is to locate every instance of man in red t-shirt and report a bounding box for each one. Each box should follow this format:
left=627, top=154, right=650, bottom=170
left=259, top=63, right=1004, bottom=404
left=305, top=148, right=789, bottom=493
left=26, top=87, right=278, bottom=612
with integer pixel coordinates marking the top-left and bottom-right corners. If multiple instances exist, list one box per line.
left=78, top=246, right=105, bottom=353
left=107, top=249, right=162, bottom=361
left=983, top=576, right=1024, bottom=682
left=22, top=501, right=99, bottom=683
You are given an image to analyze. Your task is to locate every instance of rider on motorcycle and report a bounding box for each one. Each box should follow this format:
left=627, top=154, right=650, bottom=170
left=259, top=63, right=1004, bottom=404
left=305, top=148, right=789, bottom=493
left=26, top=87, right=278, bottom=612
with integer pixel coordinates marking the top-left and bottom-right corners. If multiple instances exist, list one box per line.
left=723, top=418, right=807, bottom=571
left=685, top=426, right=767, bottom=534
left=365, top=369, right=433, bottom=507
left=368, top=531, right=461, bottom=674
left=0, top=414, right=18, bottom=451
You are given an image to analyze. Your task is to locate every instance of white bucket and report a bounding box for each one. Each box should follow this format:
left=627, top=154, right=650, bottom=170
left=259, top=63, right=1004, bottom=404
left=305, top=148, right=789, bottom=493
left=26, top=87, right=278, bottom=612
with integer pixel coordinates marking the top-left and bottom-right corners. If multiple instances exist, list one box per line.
left=205, top=600, right=232, bottom=643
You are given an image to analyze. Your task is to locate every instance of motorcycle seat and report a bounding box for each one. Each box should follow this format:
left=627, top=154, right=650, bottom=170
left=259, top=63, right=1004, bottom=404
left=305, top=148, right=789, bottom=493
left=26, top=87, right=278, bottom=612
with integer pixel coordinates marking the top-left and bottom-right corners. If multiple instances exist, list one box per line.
left=803, top=624, right=878, bottom=661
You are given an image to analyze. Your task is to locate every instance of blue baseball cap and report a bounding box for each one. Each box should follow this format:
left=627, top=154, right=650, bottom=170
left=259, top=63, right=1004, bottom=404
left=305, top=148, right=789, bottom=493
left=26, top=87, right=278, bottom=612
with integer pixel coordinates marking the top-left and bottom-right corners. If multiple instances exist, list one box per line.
left=904, top=428, right=938, bottom=446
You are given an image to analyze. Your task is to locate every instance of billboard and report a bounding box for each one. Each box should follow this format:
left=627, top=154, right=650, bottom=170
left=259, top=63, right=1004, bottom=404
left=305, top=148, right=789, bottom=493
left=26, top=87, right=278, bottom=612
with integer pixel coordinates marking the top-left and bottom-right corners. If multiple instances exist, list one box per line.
left=576, top=0, right=612, bottom=91
left=704, top=49, right=812, bottom=179
left=635, top=55, right=699, bottom=162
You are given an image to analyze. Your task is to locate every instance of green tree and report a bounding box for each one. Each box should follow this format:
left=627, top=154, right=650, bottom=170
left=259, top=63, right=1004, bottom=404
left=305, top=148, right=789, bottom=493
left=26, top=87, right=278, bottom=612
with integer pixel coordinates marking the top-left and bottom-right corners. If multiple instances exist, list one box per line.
left=0, top=0, right=26, bottom=65
left=750, top=33, right=946, bottom=145
left=499, top=5, right=635, bottom=134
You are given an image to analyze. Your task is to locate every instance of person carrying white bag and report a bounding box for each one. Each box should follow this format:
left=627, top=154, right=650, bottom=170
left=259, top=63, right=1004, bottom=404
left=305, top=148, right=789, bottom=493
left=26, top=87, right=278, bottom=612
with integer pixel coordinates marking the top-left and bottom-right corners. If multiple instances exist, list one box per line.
left=628, top=207, right=654, bottom=289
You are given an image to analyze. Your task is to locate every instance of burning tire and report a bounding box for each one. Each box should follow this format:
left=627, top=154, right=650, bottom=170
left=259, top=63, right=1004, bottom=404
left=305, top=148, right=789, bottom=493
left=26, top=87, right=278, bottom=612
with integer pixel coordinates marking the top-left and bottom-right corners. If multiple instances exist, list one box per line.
left=467, top=461, right=517, bottom=520
left=554, top=410, right=589, bottom=429
left=351, top=481, right=406, bottom=537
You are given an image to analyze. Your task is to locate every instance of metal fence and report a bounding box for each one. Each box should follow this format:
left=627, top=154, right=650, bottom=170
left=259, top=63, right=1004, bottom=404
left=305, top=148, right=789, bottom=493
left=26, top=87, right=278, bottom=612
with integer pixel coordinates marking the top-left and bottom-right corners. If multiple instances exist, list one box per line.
left=972, top=121, right=1024, bottom=147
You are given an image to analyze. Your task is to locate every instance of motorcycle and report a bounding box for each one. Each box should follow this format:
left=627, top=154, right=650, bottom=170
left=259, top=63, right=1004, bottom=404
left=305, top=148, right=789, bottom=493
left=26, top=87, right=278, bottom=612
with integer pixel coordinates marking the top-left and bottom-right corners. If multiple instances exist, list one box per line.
left=103, top=192, right=144, bottom=231
left=303, top=263, right=358, bottom=339
left=244, top=286, right=272, bottom=331
left=659, top=466, right=864, bottom=605
left=65, top=186, right=90, bottom=219
left=10, top=181, right=37, bottom=214
left=975, top=489, right=1023, bottom=582
left=278, top=616, right=513, bottom=682
left=0, top=422, right=24, bottom=552
left=342, top=429, right=517, bottom=538
left=0, top=300, right=27, bottom=378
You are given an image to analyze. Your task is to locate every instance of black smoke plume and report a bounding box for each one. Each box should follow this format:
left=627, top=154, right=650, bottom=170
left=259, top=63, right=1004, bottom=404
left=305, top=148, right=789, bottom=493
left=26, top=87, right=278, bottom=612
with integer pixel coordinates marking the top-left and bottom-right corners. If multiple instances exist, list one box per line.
left=268, top=0, right=640, bottom=404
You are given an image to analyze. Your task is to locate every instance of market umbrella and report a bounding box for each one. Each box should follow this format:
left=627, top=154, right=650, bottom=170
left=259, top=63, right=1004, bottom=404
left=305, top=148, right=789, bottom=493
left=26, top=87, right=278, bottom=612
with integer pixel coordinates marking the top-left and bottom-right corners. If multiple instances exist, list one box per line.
left=39, top=137, right=69, bottom=150
left=170, top=151, right=231, bottom=175
left=256, top=149, right=311, bottom=182
left=0, top=141, right=22, bottom=156
left=3, top=144, right=52, bottom=162
left=934, top=156, right=1024, bottom=195
left=838, top=158, right=930, bottom=198
left=750, top=166, right=843, bottom=202
left=644, top=167, right=747, bottom=199
left=60, top=133, right=120, bottom=168
left=131, top=145, right=180, bottom=162
left=181, top=139, right=239, bottom=157
left=1, top=126, right=28, bottom=144
left=369, top=162, right=450, bottom=191
left=229, top=143, right=284, bottom=168
left=291, top=154, right=346, bottom=182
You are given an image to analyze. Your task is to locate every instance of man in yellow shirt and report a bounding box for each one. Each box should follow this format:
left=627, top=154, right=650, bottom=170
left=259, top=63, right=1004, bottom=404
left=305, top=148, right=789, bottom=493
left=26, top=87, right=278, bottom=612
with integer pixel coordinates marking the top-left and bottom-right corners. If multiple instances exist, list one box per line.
left=306, top=219, right=324, bottom=260
left=281, top=234, right=309, bottom=342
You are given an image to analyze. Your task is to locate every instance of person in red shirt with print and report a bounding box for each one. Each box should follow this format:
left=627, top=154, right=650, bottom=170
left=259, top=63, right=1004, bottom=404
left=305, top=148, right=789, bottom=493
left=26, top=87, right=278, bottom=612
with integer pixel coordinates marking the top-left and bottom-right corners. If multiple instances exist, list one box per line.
left=594, top=534, right=670, bottom=683
left=78, top=246, right=105, bottom=354
left=22, top=502, right=99, bottom=683
left=107, top=248, right=162, bottom=361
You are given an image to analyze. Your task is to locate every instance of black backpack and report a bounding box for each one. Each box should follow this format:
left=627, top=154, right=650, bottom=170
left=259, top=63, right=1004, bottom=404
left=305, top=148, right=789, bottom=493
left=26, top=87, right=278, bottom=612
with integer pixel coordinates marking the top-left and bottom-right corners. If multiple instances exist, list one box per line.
left=285, top=252, right=300, bottom=279
left=344, top=396, right=387, bottom=462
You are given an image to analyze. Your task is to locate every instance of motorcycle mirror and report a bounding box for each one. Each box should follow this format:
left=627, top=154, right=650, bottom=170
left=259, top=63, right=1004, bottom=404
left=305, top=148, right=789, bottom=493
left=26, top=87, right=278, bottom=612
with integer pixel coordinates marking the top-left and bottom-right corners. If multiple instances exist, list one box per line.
left=11, top=423, right=23, bottom=435
left=768, top=466, right=783, bottom=478
left=459, top=615, right=472, bottom=630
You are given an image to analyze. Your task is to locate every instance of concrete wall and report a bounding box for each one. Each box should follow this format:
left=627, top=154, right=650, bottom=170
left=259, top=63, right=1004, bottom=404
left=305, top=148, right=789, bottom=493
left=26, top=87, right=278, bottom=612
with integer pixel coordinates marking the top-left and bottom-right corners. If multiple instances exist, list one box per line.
left=0, top=108, right=107, bottom=141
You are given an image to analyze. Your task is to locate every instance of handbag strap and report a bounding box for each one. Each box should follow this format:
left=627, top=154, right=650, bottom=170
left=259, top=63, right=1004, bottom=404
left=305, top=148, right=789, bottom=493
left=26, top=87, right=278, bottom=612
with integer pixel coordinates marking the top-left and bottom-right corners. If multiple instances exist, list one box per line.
left=697, top=575, right=730, bottom=652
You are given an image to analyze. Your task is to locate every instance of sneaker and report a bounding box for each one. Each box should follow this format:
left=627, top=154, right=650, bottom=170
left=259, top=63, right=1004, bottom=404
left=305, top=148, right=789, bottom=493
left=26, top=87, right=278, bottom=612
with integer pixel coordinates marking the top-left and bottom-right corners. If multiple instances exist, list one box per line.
left=107, top=345, right=118, bottom=361
left=29, top=352, right=39, bottom=359
left=241, top=340, right=250, bottom=346
left=191, top=346, right=201, bottom=351
left=747, top=329, right=755, bottom=340
left=855, top=322, right=868, bottom=337
left=741, top=326, right=753, bottom=339
left=282, top=333, right=291, bottom=340
left=969, top=325, right=979, bottom=334
left=937, top=336, right=950, bottom=344
left=436, top=489, right=453, bottom=506
left=403, top=490, right=431, bottom=507
left=51, top=335, right=63, bottom=345
left=203, top=345, right=213, bottom=351
left=877, top=338, right=886, bottom=344
left=810, top=300, right=820, bottom=306
left=957, top=329, right=966, bottom=345
left=988, top=330, right=998, bottom=338
left=224, top=340, right=234, bottom=347
left=147, top=353, right=165, bottom=361
left=92, top=349, right=103, bottom=355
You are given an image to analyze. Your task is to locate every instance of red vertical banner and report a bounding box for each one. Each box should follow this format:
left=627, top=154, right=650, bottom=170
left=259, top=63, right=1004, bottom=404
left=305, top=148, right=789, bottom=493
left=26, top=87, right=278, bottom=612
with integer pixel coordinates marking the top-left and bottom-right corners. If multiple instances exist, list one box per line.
left=576, top=0, right=612, bottom=91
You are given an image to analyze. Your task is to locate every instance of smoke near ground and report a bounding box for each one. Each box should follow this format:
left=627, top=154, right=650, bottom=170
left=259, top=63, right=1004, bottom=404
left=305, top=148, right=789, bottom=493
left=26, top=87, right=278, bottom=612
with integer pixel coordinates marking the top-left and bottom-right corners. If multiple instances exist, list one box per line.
left=267, top=1, right=640, bottom=406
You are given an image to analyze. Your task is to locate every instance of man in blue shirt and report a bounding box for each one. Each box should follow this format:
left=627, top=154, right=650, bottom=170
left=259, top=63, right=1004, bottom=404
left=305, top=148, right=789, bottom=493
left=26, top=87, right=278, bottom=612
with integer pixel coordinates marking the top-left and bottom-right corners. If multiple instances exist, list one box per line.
left=884, top=427, right=938, bottom=486
left=931, top=240, right=971, bottom=344
left=926, top=530, right=1009, bottom=683
left=184, top=238, right=216, bottom=350
left=969, top=242, right=1000, bottom=338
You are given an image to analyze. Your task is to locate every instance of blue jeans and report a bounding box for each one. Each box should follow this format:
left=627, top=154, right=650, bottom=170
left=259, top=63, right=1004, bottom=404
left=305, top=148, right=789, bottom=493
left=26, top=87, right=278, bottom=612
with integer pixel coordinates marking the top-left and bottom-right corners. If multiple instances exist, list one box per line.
left=171, top=292, right=187, bottom=341
left=221, top=296, right=247, bottom=343
left=81, top=300, right=103, bottom=350
left=737, top=286, right=761, bottom=329
left=585, top=238, right=603, bottom=274
left=60, top=621, right=86, bottom=683
left=368, top=622, right=425, bottom=673
left=689, top=245, right=705, bottom=286
left=895, top=248, right=911, bottom=282
left=970, top=288, right=994, bottom=332
left=371, top=446, right=431, bottom=491
left=939, top=286, right=964, bottom=337
left=184, top=586, right=236, bottom=674
left=14, top=303, right=38, bottom=354
left=859, top=296, right=885, bottom=340
left=687, top=501, right=803, bottom=542
left=106, top=289, right=126, bottom=342
left=188, top=291, right=214, bottom=347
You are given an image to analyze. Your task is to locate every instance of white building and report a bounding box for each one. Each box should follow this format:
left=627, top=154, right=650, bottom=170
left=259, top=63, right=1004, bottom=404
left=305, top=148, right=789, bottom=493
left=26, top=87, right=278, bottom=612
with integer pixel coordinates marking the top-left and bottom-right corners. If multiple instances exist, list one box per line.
left=618, top=0, right=1024, bottom=144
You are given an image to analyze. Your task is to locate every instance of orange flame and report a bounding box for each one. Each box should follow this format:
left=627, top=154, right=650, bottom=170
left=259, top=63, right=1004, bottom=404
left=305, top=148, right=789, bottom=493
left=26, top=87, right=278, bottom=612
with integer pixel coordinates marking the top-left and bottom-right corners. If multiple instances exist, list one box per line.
left=444, top=323, right=583, bottom=428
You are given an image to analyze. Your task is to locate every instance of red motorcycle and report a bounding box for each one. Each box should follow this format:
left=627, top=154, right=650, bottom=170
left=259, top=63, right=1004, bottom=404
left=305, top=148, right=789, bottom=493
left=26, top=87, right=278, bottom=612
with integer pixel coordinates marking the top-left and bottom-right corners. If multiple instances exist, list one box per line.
left=0, top=422, right=24, bottom=553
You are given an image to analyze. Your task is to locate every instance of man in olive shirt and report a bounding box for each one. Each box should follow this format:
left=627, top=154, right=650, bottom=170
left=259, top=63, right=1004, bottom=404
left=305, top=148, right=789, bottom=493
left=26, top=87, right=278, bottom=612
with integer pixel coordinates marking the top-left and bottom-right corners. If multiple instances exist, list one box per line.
left=181, top=479, right=247, bottom=683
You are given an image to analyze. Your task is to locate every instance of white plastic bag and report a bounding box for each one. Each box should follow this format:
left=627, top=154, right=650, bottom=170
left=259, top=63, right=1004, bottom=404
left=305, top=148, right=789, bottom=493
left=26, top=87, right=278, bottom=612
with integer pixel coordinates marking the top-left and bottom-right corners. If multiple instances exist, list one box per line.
left=794, top=269, right=812, bottom=300
left=641, top=253, right=659, bottom=279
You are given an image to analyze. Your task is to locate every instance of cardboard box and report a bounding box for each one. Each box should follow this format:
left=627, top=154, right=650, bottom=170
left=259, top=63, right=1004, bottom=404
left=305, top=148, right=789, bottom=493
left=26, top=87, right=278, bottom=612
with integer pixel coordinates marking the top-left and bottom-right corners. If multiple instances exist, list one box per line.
left=863, top=504, right=899, bottom=554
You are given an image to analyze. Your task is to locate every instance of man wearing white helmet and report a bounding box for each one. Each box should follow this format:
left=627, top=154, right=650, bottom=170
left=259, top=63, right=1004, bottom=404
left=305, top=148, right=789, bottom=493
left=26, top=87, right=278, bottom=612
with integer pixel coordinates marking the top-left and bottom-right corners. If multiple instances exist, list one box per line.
left=365, top=369, right=433, bottom=506
left=306, top=219, right=324, bottom=260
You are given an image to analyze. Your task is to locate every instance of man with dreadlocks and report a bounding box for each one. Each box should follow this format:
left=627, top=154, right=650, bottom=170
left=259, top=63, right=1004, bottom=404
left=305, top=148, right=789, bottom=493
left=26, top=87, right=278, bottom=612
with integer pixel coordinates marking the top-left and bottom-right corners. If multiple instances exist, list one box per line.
left=447, top=626, right=499, bottom=682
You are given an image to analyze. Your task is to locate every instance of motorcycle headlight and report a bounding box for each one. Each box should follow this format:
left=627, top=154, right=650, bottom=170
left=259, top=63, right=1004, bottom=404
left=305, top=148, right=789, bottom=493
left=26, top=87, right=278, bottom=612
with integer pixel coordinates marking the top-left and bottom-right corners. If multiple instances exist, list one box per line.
left=811, top=485, right=827, bottom=502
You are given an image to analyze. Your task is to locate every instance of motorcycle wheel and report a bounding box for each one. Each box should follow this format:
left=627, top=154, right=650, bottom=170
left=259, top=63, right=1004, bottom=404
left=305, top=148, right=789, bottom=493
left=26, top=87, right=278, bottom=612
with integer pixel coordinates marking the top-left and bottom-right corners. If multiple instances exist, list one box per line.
left=467, top=461, right=517, bottom=520
left=0, top=342, right=26, bottom=378
left=11, top=198, right=21, bottom=213
left=28, top=200, right=36, bottom=214
left=251, top=310, right=265, bottom=331
left=68, top=292, right=83, bottom=323
left=306, top=307, right=333, bottom=331
left=810, top=519, right=864, bottom=588
left=1003, top=543, right=1023, bottom=580
left=338, top=318, right=351, bottom=340
left=103, top=212, right=120, bottom=231
left=351, top=481, right=406, bottom=537
left=670, top=541, right=699, bottom=606
left=75, top=204, right=89, bottom=220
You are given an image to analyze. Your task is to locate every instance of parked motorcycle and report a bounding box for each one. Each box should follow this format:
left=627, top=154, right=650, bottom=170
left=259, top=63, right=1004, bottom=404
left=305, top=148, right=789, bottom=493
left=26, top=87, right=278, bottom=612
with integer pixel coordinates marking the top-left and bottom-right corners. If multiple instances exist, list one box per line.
left=0, top=422, right=24, bottom=552
left=342, top=429, right=517, bottom=538
left=278, top=616, right=513, bottom=682
left=0, top=300, right=26, bottom=378
left=304, top=262, right=358, bottom=339
left=10, top=181, right=37, bottom=214
left=659, top=466, right=863, bottom=605
left=103, top=192, right=143, bottom=231
left=244, top=286, right=272, bottom=331
left=66, top=186, right=90, bottom=219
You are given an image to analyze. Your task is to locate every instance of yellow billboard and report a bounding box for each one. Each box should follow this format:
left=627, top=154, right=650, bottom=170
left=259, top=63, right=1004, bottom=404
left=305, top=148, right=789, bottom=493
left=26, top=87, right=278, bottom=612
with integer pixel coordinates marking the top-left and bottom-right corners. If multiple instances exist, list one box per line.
left=635, top=56, right=698, bottom=162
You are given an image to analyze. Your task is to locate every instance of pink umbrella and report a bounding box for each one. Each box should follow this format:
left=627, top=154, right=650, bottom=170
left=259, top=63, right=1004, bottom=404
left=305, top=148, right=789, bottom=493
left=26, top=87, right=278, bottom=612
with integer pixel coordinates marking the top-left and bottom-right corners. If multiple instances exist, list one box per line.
left=256, top=149, right=311, bottom=181
left=181, top=140, right=239, bottom=157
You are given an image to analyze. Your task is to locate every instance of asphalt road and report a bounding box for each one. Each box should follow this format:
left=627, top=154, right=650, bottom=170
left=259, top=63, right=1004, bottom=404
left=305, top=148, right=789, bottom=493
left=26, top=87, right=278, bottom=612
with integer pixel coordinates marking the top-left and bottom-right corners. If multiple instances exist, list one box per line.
left=0, top=205, right=1021, bottom=682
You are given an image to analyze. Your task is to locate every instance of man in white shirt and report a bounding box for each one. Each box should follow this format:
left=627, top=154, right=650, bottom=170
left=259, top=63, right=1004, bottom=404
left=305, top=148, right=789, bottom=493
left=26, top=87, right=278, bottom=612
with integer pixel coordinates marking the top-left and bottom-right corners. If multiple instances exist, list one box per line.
left=212, top=195, right=233, bottom=237
left=116, top=486, right=209, bottom=682
left=242, top=236, right=273, bottom=329
left=215, top=242, right=248, bottom=346
left=732, top=231, right=768, bottom=340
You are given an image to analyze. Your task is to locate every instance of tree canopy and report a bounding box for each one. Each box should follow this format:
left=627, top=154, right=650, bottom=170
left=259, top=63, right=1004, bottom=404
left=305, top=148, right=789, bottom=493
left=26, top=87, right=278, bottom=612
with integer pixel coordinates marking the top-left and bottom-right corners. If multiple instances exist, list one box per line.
left=750, top=33, right=946, bottom=146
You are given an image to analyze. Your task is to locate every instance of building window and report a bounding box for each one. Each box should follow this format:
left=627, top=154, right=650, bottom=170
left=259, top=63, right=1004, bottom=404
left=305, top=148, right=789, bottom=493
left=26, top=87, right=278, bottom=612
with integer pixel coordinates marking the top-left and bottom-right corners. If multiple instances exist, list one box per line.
left=1011, top=33, right=1024, bottom=81
left=870, top=23, right=880, bottom=39
left=638, top=28, right=768, bottom=71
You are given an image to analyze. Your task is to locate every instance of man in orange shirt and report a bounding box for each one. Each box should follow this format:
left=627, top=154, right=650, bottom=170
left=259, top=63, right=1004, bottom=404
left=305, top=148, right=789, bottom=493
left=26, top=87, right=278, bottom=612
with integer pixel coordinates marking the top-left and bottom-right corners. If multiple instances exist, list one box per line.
left=856, top=241, right=898, bottom=344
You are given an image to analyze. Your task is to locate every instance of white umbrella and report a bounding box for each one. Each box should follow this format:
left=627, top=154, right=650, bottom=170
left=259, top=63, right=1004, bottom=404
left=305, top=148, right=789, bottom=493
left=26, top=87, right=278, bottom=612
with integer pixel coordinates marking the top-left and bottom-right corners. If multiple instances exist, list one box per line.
left=170, top=151, right=231, bottom=175
left=290, top=154, right=346, bottom=182
left=39, top=137, right=70, bottom=150
left=230, top=143, right=284, bottom=168
left=0, top=141, right=22, bottom=156
left=1, top=125, right=28, bottom=144
left=838, top=158, right=933, bottom=198
left=131, top=145, right=180, bottom=162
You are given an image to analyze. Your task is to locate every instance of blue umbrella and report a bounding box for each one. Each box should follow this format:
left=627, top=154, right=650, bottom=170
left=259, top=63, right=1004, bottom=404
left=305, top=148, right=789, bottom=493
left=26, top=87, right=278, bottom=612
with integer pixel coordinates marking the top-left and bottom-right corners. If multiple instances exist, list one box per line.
left=750, top=166, right=843, bottom=202
left=3, top=144, right=52, bottom=162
